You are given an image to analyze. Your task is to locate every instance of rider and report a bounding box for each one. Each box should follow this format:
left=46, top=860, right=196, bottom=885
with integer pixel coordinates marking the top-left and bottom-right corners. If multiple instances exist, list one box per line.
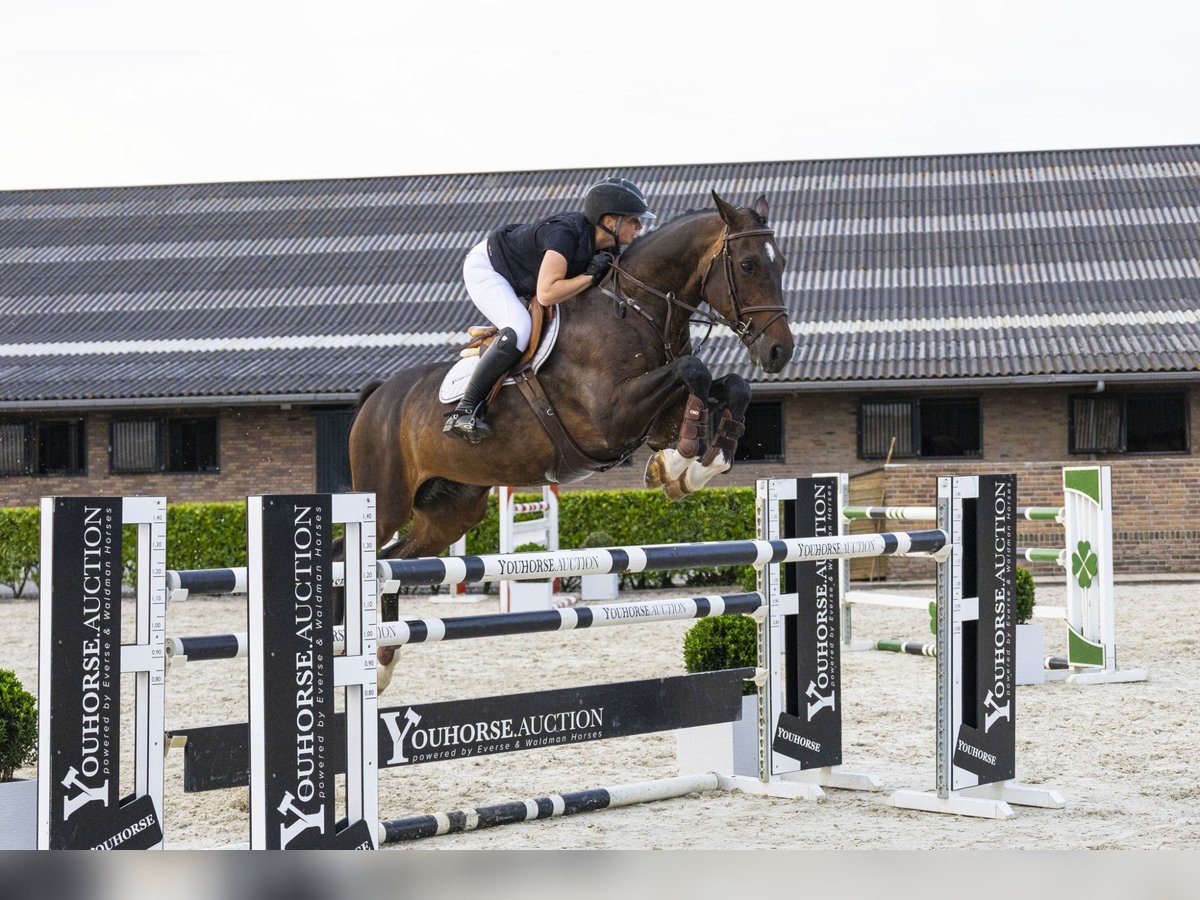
left=444, top=176, right=656, bottom=442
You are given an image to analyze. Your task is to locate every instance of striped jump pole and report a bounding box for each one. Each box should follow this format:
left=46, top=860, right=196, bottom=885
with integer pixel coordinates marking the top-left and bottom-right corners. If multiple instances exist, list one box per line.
left=166, top=593, right=765, bottom=664
left=878, top=641, right=1078, bottom=675
left=379, top=773, right=719, bottom=843
left=874, top=639, right=937, bottom=657
left=843, top=506, right=1063, bottom=522
left=167, top=563, right=345, bottom=602
left=377, top=529, right=950, bottom=594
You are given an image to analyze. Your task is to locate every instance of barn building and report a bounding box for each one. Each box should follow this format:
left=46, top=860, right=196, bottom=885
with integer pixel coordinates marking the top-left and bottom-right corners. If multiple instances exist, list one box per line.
left=2, top=144, right=1197, bottom=572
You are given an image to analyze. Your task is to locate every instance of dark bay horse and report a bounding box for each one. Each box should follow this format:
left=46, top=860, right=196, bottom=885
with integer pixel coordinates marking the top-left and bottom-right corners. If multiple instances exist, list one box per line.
left=350, top=192, right=794, bottom=688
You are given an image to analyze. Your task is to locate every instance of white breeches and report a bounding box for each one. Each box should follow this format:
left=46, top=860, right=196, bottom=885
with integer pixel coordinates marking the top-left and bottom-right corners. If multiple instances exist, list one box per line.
left=462, top=240, right=532, bottom=351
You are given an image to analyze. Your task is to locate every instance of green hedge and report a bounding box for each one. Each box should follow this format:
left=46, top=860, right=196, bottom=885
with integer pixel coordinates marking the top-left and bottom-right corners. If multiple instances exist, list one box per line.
left=0, top=506, right=39, bottom=597
left=0, top=487, right=759, bottom=597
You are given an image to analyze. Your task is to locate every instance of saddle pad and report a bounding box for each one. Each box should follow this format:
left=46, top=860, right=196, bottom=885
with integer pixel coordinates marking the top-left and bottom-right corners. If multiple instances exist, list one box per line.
left=438, top=312, right=561, bottom=404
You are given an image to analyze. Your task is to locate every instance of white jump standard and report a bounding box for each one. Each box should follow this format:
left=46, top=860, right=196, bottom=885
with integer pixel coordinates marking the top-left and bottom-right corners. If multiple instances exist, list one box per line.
left=37, top=497, right=167, bottom=850
left=797, top=473, right=1065, bottom=819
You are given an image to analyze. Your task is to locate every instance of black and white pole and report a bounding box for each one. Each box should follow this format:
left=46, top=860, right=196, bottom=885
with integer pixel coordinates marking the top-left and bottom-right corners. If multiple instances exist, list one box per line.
left=38, top=496, right=167, bottom=850
left=167, top=593, right=765, bottom=663
left=247, top=493, right=379, bottom=849
left=377, top=530, right=949, bottom=594
left=379, top=773, right=720, bottom=843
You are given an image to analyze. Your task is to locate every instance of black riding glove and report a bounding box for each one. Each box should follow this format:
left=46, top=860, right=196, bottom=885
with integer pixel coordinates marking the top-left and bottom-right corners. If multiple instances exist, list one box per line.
left=586, top=251, right=614, bottom=286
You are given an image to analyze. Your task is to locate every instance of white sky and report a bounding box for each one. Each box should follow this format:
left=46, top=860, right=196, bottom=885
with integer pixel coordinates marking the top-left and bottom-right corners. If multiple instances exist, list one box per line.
left=2, top=0, right=1197, bottom=192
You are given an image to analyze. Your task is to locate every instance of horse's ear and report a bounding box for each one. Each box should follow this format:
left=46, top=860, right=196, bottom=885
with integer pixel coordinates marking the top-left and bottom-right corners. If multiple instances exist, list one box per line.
left=711, top=191, right=738, bottom=224
left=753, top=194, right=769, bottom=222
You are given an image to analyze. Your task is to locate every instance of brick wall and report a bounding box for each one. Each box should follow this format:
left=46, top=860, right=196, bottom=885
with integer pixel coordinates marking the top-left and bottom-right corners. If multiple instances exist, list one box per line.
left=2, top=406, right=315, bottom=506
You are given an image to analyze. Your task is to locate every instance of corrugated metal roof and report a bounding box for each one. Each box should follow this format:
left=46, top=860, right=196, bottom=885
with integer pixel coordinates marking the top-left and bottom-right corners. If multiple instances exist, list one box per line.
left=2, top=145, right=1200, bottom=403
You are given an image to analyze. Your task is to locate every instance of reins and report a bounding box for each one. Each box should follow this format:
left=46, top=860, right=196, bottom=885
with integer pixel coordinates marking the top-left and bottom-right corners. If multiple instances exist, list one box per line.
left=601, top=224, right=788, bottom=361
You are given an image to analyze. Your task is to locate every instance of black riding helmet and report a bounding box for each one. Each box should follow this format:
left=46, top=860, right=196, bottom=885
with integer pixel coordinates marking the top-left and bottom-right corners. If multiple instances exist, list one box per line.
left=584, top=177, right=656, bottom=227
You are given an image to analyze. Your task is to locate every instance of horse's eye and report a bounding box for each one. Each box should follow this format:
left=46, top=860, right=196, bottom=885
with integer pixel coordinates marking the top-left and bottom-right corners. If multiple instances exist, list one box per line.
left=740, top=260, right=756, bottom=274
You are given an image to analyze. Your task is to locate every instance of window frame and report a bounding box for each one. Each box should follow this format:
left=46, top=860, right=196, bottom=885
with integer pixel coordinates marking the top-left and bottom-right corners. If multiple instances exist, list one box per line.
left=857, top=396, right=983, bottom=460
left=1069, top=389, right=1190, bottom=456
left=110, top=414, right=220, bottom=475
left=0, top=417, right=87, bottom=477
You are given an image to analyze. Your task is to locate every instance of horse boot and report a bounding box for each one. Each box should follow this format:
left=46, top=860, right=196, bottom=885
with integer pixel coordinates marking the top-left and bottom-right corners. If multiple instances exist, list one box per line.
left=443, top=327, right=523, bottom=443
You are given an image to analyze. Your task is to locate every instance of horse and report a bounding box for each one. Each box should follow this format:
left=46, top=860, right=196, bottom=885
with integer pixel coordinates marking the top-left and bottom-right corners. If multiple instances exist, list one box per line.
left=348, top=192, right=794, bottom=690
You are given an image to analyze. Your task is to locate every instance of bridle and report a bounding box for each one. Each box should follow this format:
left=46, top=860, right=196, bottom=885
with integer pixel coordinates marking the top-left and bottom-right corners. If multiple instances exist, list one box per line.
left=602, top=224, right=789, bottom=360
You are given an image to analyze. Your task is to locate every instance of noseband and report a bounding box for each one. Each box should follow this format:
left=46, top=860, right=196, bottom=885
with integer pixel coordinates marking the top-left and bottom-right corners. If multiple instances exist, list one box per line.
left=604, top=225, right=789, bottom=360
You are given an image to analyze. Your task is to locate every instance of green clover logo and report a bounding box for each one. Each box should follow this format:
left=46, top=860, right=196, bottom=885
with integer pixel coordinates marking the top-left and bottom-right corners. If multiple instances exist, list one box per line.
left=1072, top=540, right=1099, bottom=589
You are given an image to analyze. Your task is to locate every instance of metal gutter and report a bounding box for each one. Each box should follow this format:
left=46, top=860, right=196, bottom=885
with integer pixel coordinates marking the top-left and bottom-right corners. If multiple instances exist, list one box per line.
left=753, top=371, right=1200, bottom=394
left=0, top=392, right=360, bottom=412
left=0, top=370, right=1195, bottom=411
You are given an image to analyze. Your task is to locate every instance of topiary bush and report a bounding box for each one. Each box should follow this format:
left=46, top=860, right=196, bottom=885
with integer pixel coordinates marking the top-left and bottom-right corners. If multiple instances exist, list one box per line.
left=682, top=615, right=758, bottom=694
left=1015, top=565, right=1036, bottom=624
left=0, top=669, right=37, bottom=782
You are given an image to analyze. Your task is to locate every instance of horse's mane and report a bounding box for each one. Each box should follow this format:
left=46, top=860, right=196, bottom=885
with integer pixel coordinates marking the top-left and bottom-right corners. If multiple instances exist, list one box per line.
left=619, top=203, right=766, bottom=264
left=619, top=207, right=715, bottom=264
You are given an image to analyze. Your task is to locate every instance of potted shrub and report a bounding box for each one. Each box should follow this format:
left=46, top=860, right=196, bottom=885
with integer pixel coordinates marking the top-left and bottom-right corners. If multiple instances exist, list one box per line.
left=0, top=669, right=38, bottom=850
left=1014, top=566, right=1045, bottom=685
left=676, top=615, right=759, bottom=776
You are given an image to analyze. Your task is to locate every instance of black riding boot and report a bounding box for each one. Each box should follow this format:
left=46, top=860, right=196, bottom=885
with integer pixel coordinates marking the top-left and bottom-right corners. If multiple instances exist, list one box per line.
left=443, top=327, right=523, bottom=443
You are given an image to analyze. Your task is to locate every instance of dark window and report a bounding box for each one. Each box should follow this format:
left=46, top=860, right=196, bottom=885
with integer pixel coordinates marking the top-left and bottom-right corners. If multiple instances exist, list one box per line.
left=859, top=397, right=981, bottom=459
left=111, top=416, right=219, bottom=473
left=0, top=419, right=87, bottom=476
left=733, top=401, right=784, bottom=462
left=168, top=418, right=219, bottom=471
left=314, top=408, right=355, bottom=492
left=1071, top=391, right=1189, bottom=454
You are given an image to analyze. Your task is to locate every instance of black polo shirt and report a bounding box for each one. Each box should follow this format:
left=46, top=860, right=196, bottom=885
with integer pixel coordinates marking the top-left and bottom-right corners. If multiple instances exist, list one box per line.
left=486, top=212, right=596, bottom=300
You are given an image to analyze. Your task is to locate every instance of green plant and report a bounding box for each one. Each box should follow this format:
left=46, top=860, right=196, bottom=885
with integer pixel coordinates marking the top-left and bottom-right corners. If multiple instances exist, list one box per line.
left=0, top=507, right=39, bottom=598
left=682, top=616, right=758, bottom=694
left=1015, top=565, right=1036, bottom=625
left=0, top=669, right=37, bottom=782
left=579, top=530, right=615, bottom=549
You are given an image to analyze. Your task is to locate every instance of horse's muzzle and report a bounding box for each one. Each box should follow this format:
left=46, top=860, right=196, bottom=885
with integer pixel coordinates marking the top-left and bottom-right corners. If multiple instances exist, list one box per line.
left=755, top=335, right=794, bottom=374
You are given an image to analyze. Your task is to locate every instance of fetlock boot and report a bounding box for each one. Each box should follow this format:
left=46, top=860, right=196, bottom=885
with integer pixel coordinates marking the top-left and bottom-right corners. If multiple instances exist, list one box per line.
left=443, top=327, right=523, bottom=443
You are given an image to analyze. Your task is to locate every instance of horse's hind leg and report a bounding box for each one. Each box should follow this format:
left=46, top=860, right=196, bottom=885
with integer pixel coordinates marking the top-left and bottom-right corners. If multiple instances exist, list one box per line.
left=374, top=479, right=492, bottom=694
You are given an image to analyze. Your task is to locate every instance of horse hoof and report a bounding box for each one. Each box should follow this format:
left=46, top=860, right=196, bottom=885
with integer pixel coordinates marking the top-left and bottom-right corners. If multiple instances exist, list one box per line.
left=663, top=474, right=692, bottom=502
left=644, top=453, right=670, bottom=489
left=376, top=646, right=398, bottom=695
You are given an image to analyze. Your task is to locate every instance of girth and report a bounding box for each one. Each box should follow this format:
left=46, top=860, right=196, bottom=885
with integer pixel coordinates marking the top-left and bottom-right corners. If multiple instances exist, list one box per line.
left=512, top=370, right=632, bottom=484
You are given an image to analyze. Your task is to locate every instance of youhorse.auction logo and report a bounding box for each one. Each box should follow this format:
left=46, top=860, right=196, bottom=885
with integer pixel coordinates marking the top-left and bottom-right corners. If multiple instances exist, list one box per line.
left=985, top=481, right=1013, bottom=733
left=63, top=504, right=115, bottom=822
left=381, top=705, right=606, bottom=765
left=278, top=503, right=328, bottom=848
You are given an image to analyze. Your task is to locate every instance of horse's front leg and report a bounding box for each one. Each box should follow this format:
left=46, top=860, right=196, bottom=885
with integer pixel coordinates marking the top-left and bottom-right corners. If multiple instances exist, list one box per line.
left=633, top=356, right=715, bottom=494
left=659, top=373, right=752, bottom=500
